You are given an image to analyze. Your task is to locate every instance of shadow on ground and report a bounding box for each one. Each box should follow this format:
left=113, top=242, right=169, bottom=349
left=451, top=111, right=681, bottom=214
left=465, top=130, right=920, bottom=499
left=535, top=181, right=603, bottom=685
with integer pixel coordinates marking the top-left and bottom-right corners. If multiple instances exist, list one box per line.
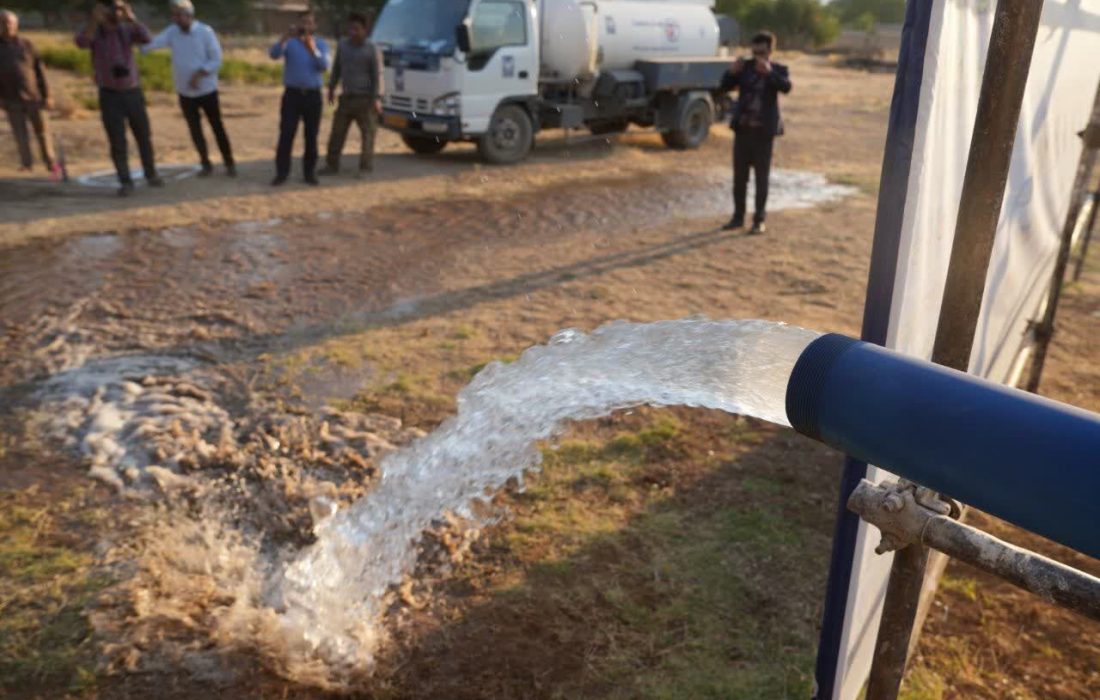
left=86, top=411, right=840, bottom=700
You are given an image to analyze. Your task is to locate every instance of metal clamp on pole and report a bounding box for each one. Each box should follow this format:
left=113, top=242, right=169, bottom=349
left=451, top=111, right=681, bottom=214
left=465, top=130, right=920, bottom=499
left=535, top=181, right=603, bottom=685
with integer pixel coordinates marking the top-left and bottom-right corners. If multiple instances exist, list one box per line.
left=848, top=479, right=1100, bottom=623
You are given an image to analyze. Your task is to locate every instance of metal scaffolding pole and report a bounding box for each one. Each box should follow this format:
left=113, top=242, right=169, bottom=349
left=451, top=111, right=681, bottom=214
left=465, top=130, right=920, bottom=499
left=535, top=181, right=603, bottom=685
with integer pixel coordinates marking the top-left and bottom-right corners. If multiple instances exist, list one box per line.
left=863, top=0, right=1046, bottom=697
left=1026, top=82, right=1100, bottom=393
left=1073, top=191, right=1100, bottom=282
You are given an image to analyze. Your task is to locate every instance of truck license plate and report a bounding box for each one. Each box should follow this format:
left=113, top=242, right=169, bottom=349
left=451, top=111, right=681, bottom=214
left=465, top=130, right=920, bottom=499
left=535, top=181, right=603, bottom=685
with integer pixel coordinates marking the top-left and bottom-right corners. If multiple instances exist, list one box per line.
left=384, top=114, right=408, bottom=128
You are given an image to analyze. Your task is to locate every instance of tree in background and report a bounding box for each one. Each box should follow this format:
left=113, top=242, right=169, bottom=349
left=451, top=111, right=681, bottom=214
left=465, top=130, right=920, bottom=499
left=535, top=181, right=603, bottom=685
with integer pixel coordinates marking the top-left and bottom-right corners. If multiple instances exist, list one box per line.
left=4, top=0, right=86, bottom=26
left=830, top=0, right=906, bottom=26
left=5, top=0, right=254, bottom=30
left=193, top=0, right=255, bottom=30
left=311, top=0, right=384, bottom=35
left=717, top=0, right=840, bottom=49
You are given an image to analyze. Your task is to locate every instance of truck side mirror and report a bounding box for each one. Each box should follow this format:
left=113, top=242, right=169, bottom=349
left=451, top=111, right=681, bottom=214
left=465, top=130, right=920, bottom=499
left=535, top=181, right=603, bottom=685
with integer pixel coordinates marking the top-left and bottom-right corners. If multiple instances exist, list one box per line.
left=455, top=22, right=472, bottom=53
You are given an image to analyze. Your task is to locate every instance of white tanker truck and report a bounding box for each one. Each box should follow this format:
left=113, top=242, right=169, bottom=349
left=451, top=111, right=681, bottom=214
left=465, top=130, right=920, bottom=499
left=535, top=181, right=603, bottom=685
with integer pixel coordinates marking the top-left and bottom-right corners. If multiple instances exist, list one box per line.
left=372, top=0, right=734, bottom=163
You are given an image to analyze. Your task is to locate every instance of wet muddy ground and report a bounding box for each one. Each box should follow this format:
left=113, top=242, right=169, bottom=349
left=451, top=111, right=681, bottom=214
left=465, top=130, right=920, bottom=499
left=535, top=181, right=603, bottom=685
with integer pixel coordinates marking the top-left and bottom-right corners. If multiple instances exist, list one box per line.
left=1, top=53, right=1097, bottom=699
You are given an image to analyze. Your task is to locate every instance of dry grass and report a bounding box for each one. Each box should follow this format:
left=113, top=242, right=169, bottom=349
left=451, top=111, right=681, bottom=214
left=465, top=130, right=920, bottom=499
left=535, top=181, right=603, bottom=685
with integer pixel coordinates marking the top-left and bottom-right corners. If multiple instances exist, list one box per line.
left=0, top=487, right=114, bottom=696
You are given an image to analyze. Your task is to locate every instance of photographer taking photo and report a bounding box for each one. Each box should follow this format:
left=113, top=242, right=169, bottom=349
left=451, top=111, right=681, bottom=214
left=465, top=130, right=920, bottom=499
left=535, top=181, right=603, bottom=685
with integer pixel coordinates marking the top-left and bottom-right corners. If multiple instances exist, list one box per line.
left=75, top=0, right=161, bottom=196
left=269, top=10, right=330, bottom=187
left=720, top=31, right=792, bottom=235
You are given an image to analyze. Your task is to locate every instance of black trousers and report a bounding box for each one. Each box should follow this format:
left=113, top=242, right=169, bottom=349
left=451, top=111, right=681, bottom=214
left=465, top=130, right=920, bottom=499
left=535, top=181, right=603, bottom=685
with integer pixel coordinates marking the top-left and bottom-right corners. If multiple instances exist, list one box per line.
left=733, top=129, right=775, bottom=225
left=99, top=87, right=157, bottom=185
left=275, top=87, right=323, bottom=179
left=179, top=90, right=234, bottom=167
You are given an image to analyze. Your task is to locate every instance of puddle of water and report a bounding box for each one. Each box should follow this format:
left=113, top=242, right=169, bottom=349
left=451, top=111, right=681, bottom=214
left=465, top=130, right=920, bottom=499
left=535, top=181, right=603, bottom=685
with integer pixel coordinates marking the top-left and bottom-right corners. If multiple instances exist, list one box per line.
left=75, top=164, right=201, bottom=188
left=0, top=167, right=852, bottom=365
left=233, top=219, right=285, bottom=234
left=35, top=354, right=233, bottom=490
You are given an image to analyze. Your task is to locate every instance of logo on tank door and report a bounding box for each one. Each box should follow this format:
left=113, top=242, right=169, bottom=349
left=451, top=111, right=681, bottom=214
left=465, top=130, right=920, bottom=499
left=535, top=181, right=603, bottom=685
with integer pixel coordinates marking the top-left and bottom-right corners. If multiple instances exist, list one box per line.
left=502, top=55, right=515, bottom=78
left=394, top=65, right=405, bottom=93
left=663, top=18, right=680, bottom=43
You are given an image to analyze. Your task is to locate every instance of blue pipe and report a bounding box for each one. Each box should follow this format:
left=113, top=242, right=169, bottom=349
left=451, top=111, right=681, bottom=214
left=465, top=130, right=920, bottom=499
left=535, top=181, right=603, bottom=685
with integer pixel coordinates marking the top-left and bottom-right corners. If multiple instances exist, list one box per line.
left=786, top=334, right=1100, bottom=559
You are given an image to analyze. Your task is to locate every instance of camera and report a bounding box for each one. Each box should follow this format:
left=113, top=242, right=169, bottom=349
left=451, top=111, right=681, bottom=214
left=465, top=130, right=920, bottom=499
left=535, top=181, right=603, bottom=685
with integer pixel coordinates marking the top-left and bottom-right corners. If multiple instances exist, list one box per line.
left=111, top=64, right=131, bottom=79
left=742, top=56, right=756, bottom=69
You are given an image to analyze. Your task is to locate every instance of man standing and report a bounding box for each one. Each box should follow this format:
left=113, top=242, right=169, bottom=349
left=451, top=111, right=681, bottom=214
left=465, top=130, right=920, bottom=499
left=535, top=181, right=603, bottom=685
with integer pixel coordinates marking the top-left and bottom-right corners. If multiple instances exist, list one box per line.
left=76, top=0, right=162, bottom=196
left=145, top=0, right=235, bottom=177
left=269, top=10, right=329, bottom=186
left=0, top=10, right=58, bottom=176
left=721, top=31, right=791, bottom=235
left=318, top=12, right=383, bottom=178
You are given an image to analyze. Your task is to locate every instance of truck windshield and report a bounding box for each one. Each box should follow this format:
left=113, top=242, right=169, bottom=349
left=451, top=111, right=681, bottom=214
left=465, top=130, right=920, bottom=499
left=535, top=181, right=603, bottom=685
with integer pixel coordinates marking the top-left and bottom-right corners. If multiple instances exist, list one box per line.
left=372, top=0, right=471, bottom=54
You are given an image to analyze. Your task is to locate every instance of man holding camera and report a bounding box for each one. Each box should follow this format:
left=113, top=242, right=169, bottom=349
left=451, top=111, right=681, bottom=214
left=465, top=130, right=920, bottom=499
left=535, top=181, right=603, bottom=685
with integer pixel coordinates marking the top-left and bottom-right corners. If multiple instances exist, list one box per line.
left=269, top=10, right=330, bottom=186
left=76, top=0, right=161, bottom=196
left=145, top=0, right=236, bottom=177
left=318, top=12, right=384, bottom=178
left=720, top=31, right=791, bottom=235
left=0, top=10, right=58, bottom=177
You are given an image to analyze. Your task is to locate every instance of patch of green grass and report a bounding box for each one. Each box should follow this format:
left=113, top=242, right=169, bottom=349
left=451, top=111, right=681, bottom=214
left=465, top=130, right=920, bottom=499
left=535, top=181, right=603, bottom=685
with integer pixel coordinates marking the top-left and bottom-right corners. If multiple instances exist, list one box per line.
left=383, top=373, right=414, bottom=395
left=742, top=475, right=784, bottom=496
left=451, top=325, right=476, bottom=341
left=938, top=575, right=980, bottom=603
left=445, top=355, right=518, bottom=383
left=900, top=666, right=947, bottom=700
left=0, top=492, right=112, bottom=695
left=601, top=417, right=685, bottom=463
left=542, top=420, right=684, bottom=470
left=489, top=415, right=818, bottom=698
left=40, top=44, right=283, bottom=94
left=76, top=93, right=99, bottom=111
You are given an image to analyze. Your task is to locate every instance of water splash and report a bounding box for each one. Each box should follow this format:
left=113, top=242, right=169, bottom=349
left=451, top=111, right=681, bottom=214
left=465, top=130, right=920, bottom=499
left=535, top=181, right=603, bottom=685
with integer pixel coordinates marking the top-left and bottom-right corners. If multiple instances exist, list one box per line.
left=272, top=319, right=820, bottom=676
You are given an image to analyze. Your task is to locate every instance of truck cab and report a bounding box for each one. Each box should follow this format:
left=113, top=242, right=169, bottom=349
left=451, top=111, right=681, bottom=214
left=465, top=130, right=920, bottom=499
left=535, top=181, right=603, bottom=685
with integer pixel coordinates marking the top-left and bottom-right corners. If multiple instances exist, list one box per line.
left=373, top=0, right=540, bottom=163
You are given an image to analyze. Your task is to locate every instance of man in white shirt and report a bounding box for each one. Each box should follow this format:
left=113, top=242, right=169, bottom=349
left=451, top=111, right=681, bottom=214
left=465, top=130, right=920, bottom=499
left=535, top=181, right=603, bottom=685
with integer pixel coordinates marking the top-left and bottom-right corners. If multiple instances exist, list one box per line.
left=145, top=0, right=235, bottom=176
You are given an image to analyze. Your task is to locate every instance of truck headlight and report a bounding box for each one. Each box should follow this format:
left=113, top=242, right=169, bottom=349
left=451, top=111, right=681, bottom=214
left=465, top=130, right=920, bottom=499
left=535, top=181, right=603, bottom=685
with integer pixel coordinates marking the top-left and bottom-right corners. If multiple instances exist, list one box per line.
left=432, top=92, right=461, bottom=116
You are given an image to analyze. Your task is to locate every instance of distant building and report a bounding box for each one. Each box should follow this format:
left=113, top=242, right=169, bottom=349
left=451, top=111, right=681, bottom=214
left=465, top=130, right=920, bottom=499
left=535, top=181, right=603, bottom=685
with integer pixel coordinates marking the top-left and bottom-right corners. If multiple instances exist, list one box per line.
left=826, top=24, right=904, bottom=58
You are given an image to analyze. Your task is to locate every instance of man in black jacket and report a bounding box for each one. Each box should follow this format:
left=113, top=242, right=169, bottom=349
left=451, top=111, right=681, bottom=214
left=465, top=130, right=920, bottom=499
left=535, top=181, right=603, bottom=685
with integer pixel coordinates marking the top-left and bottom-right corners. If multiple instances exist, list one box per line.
left=720, top=31, right=792, bottom=234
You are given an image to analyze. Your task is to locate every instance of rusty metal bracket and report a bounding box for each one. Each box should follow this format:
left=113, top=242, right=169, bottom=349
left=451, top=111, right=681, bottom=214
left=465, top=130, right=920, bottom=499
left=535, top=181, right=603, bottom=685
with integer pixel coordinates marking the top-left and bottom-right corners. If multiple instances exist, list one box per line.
left=849, top=480, right=959, bottom=554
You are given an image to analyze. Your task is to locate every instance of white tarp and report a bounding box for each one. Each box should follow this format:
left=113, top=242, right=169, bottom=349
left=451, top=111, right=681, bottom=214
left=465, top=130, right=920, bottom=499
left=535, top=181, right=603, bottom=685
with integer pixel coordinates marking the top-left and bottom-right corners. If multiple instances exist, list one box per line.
left=829, top=0, right=1100, bottom=698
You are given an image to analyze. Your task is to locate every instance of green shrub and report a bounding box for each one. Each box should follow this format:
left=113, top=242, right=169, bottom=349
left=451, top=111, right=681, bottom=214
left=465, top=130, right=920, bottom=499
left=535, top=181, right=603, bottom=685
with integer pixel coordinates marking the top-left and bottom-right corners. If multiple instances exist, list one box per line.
left=717, top=0, right=841, bottom=49
left=39, top=44, right=284, bottom=93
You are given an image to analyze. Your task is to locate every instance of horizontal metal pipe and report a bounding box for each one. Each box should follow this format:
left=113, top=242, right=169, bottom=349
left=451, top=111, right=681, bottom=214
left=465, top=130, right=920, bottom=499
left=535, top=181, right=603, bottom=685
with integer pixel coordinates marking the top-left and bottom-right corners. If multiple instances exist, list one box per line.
left=848, top=480, right=1100, bottom=622
left=922, top=517, right=1100, bottom=619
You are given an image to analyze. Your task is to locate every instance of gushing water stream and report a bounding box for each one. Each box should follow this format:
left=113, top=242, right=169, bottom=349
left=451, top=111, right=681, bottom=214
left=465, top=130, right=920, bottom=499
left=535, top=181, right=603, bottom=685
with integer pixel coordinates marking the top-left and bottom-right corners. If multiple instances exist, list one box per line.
left=272, top=319, right=820, bottom=674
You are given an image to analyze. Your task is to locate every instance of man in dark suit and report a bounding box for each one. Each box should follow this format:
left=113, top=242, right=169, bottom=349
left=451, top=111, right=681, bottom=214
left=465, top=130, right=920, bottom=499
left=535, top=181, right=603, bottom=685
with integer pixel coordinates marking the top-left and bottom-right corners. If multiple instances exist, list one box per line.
left=720, top=31, right=792, bottom=234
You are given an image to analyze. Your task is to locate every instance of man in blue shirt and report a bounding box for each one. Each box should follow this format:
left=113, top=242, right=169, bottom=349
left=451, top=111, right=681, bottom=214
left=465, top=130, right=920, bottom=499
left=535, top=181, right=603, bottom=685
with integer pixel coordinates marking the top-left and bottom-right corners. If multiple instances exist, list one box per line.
left=269, top=10, right=329, bottom=186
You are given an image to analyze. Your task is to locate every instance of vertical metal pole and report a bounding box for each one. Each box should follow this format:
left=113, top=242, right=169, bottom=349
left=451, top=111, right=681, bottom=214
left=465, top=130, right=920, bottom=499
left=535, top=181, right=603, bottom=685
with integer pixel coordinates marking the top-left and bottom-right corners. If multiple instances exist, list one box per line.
left=1026, top=83, right=1100, bottom=393
left=1073, top=190, right=1099, bottom=282
left=864, top=0, right=1046, bottom=697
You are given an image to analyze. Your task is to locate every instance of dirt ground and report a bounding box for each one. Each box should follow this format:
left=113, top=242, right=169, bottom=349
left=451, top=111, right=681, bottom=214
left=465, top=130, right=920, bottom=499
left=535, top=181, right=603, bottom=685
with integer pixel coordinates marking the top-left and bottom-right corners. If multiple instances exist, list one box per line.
left=0, top=51, right=1096, bottom=699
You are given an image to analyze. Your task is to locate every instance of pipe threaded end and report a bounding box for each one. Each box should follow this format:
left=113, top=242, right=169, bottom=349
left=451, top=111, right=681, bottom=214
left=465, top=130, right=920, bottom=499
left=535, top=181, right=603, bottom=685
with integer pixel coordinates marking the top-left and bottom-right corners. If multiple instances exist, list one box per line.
left=785, top=333, right=860, bottom=440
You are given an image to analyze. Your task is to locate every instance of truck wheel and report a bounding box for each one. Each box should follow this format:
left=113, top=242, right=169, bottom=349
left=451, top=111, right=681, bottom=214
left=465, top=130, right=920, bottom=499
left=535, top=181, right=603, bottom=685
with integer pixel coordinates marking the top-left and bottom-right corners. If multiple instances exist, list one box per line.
left=478, top=104, right=534, bottom=164
left=662, top=98, right=712, bottom=150
left=402, top=135, right=448, bottom=155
